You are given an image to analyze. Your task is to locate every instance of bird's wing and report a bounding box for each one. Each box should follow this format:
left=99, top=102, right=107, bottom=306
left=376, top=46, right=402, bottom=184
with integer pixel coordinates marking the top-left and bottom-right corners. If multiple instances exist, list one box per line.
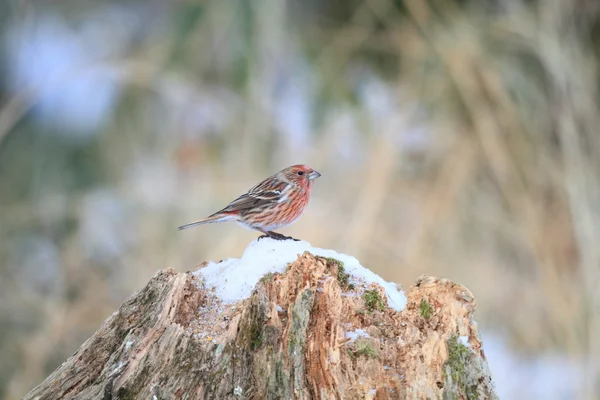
left=215, top=192, right=278, bottom=213
left=211, top=180, right=289, bottom=215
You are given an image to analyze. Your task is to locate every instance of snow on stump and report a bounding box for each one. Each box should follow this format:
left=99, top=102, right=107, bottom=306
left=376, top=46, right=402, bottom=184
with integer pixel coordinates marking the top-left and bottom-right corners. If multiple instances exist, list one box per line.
left=24, top=239, right=497, bottom=400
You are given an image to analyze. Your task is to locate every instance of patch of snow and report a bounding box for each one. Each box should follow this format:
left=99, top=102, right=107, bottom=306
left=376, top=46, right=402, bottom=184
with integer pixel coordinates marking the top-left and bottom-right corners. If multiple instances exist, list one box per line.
left=276, top=304, right=283, bottom=313
left=113, top=361, right=124, bottom=372
left=194, top=238, right=406, bottom=310
left=110, top=361, right=124, bottom=376
left=233, top=386, right=243, bottom=396
left=345, top=329, right=371, bottom=343
left=125, top=340, right=133, bottom=351
left=458, top=336, right=470, bottom=348
left=369, top=388, right=377, bottom=396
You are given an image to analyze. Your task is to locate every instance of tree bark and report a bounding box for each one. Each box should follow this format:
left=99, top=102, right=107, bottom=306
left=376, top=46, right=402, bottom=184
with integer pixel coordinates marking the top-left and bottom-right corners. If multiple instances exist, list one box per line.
left=24, top=252, right=497, bottom=400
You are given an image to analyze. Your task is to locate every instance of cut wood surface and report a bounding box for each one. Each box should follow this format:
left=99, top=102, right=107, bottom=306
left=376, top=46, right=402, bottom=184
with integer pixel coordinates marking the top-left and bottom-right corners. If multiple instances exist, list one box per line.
left=25, top=251, right=497, bottom=400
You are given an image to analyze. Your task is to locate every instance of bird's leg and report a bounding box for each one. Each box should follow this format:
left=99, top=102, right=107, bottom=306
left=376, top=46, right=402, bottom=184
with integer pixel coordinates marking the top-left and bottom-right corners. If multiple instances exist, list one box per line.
left=256, top=229, right=273, bottom=241
left=267, top=231, right=300, bottom=241
left=256, top=228, right=300, bottom=241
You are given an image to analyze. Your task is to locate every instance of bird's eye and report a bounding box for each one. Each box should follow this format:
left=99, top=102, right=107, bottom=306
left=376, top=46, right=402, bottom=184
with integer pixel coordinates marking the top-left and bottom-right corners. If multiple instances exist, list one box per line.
left=297, top=171, right=304, bottom=176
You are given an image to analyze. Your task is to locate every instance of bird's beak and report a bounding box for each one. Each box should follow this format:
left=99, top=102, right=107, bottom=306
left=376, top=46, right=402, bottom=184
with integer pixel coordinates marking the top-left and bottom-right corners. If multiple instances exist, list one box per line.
left=309, top=170, right=321, bottom=180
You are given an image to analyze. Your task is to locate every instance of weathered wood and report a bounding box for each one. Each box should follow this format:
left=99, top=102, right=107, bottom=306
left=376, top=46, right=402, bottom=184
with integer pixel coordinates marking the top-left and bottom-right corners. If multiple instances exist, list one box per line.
left=25, top=252, right=497, bottom=400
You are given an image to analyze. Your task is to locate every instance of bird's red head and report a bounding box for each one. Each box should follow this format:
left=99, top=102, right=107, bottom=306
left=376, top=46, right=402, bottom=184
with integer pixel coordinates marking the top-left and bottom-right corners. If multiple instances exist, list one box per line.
left=281, top=164, right=321, bottom=190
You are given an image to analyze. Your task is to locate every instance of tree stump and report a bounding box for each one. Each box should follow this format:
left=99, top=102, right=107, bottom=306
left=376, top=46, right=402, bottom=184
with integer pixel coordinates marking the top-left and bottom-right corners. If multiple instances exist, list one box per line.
left=24, top=251, right=497, bottom=399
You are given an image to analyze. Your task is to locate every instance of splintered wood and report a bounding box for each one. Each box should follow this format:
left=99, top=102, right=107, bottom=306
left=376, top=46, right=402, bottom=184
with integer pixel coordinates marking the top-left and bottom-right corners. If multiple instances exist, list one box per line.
left=25, top=253, right=497, bottom=400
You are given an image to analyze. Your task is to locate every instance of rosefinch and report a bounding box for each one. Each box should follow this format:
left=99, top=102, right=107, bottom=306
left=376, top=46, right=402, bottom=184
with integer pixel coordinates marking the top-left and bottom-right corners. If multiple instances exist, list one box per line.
left=178, top=165, right=321, bottom=241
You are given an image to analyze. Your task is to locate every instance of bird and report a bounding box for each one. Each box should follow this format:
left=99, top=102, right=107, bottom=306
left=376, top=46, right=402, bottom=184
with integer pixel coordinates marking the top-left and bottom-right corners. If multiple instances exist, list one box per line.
left=178, top=164, right=321, bottom=241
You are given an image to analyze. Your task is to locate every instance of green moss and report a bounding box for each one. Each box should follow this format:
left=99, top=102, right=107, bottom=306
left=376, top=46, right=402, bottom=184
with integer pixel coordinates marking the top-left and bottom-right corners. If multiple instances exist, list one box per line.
left=116, top=387, right=134, bottom=400
left=244, top=303, right=267, bottom=350
left=346, top=338, right=378, bottom=360
left=288, top=289, right=315, bottom=390
left=260, top=272, right=274, bottom=283
left=346, top=347, right=356, bottom=359
left=443, top=335, right=479, bottom=399
left=362, top=289, right=385, bottom=312
left=419, top=298, right=433, bottom=319
left=250, top=318, right=264, bottom=350
left=354, top=339, right=379, bottom=359
left=466, top=384, right=479, bottom=399
left=174, top=339, right=204, bottom=375
left=328, top=258, right=355, bottom=290
left=267, top=357, right=291, bottom=399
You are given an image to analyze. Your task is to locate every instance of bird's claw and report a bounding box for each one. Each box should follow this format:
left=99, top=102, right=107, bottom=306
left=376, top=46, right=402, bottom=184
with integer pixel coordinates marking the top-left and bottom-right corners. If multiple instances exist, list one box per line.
left=257, top=232, right=300, bottom=242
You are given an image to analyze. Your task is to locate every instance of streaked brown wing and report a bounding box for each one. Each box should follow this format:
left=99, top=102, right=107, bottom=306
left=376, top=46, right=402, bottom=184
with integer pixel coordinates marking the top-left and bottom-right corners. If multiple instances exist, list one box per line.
left=248, top=178, right=288, bottom=196
left=211, top=190, right=281, bottom=215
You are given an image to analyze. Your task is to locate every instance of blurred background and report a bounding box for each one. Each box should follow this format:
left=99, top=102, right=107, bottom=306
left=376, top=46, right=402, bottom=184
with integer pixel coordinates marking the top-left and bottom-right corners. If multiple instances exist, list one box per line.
left=0, top=0, right=599, bottom=398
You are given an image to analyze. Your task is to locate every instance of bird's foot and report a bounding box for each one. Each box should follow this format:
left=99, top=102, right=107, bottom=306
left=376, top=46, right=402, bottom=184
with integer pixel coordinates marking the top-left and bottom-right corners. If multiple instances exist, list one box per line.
left=257, top=232, right=300, bottom=241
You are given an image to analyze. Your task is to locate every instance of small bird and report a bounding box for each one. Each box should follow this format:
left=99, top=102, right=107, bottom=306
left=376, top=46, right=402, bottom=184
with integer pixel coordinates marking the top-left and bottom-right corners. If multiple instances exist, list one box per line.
left=178, top=165, right=321, bottom=241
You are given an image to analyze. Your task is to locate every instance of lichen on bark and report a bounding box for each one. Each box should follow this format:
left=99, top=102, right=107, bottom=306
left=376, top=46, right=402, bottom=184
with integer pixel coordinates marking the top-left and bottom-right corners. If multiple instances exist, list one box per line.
left=441, top=334, right=498, bottom=400
left=289, top=288, right=315, bottom=397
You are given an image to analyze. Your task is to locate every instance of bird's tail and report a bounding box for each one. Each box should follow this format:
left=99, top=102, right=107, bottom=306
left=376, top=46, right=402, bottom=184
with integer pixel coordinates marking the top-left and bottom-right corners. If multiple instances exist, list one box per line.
left=177, top=214, right=235, bottom=231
